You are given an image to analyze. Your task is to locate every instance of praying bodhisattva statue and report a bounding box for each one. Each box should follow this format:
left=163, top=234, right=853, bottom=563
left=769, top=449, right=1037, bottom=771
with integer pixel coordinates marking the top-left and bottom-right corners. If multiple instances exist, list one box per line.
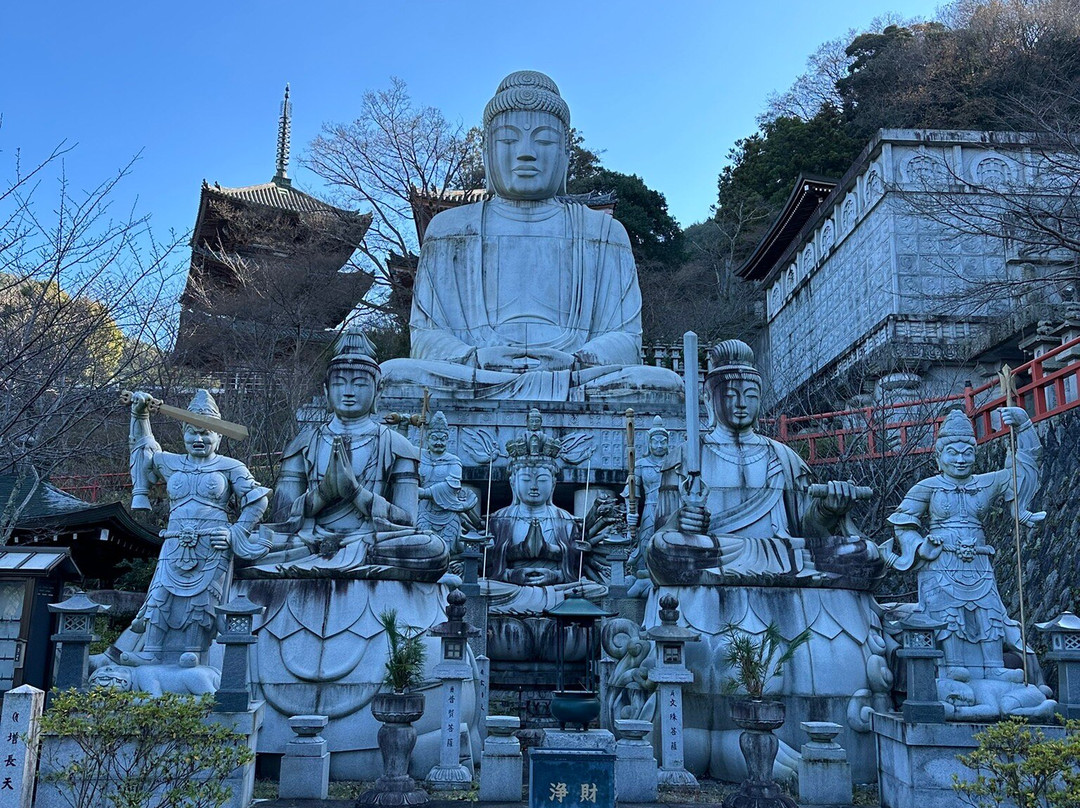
left=381, top=70, right=681, bottom=402
left=240, top=330, right=448, bottom=580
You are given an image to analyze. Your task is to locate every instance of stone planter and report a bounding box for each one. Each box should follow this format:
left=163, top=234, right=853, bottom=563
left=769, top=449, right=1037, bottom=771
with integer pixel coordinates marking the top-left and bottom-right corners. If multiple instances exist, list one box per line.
left=549, top=690, right=601, bottom=730
left=722, top=699, right=796, bottom=808
left=357, top=692, right=429, bottom=806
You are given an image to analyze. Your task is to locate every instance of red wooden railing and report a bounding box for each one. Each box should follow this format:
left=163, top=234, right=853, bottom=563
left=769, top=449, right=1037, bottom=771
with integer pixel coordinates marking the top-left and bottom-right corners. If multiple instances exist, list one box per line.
left=768, top=335, right=1080, bottom=465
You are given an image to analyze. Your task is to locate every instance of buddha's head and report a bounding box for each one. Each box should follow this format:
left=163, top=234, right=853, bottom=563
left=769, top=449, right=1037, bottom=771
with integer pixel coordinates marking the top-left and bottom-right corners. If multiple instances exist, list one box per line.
left=705, top=340, right=763, bottom=433
left=183, top=390, right=222, bottom=459
left=325, top=328, right=380, bottom=419
left=935, top=409, right=976, bottom=481
left=483, top=71, right=570, bottom=201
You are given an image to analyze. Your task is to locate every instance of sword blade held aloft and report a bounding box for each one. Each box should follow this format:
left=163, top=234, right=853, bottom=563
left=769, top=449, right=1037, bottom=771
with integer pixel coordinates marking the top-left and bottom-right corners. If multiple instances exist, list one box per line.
left=120, top=391, right=249, bottom=441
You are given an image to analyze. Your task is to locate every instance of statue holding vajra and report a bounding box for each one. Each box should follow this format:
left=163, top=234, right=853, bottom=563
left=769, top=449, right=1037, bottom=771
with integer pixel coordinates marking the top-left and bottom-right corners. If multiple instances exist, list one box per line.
left=880, top=407, right=1055, bottom=719
left=642, top=338, right=891, bottom=784
left=381, top=70, right=681, bottom=402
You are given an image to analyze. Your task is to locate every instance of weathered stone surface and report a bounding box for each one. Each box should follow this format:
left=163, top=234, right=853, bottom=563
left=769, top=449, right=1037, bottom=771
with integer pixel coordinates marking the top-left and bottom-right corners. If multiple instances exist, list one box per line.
left=0, top=685, right=43, bottom=808
left=230, top=577, right=480, bottom=781
left=381, top=70, right=680, bottom=404
left=614, top=719, right=658, bottom=802
left=871, top=710, right=1065, bottom=808
left=478, top=716, right=522, bottom=802
left=798, top=721, right=852, bottom=806
left=279, top=714, right=330, bottom=800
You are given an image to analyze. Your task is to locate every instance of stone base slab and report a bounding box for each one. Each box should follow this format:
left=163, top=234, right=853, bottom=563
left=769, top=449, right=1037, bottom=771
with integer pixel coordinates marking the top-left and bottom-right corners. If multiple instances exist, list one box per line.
left=872, top=710, right=1066, bottom=808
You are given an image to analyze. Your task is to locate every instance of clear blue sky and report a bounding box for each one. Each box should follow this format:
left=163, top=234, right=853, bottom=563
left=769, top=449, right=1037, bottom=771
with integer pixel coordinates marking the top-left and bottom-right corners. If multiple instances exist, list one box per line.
left=1, top=0, right=943, bottom=245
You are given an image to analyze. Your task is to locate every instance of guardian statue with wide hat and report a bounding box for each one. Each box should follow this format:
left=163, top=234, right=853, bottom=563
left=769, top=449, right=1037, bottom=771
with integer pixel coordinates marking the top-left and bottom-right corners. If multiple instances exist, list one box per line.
left=381, top=70, right=681, bottom=402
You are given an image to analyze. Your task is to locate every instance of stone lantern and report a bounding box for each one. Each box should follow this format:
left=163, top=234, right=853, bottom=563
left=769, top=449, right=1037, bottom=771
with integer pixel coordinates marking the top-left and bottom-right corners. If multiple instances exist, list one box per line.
left=49, top=592, right=110, bottom=693
left=897, top=612, right=945, bottom=724
left=1037, top=611, right=1080, bottom=718
left=426, top=589, right=479, bottom=789
left=544, top=591, right=615, bottom=730
left=644, top=594, right=700, bottom=787
left=214, top=594, right=264, bottom=713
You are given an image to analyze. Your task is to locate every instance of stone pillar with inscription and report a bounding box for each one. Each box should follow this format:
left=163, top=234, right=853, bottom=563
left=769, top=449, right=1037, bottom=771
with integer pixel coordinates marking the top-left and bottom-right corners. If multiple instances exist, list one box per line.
left=0, top=685, right=43, bottom=808
left=426, top=590, right=478, bottom=790
left=644, top=596, right=699, bottom=788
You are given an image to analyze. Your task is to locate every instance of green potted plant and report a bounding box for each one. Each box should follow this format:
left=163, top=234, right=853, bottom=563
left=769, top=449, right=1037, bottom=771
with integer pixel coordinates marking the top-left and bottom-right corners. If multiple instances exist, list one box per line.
left=720, top=622, right=810, bottom=808
left=358, top=609, right=429, bottom=807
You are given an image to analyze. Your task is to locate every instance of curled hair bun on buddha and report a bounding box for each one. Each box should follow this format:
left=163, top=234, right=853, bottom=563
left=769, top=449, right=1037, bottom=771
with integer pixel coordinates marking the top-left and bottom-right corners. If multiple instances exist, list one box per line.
left=483, top=70, right=570, bottom=130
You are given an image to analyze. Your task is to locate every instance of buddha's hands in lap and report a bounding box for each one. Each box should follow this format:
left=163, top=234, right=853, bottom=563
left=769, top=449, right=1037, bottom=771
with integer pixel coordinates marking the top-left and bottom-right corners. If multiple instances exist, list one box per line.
left=475, top=346, right=575, bottom=372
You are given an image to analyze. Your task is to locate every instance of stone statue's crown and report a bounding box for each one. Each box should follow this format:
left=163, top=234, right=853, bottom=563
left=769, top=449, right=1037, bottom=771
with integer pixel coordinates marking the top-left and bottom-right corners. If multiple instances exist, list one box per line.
left=429, top=410, right=449, bottom=434
left=706, top=339, right=761, bottom=384
left=328, top=328, right=381, bottom=378
left=483, top=71, right=570, bottom=130
left=505, top=411, right=563, bottom=468
left=187, top=389, right=221, bottom=419
left=937, top=408, right=976, bottom=445
left=648, top=415, right=669, bottom=440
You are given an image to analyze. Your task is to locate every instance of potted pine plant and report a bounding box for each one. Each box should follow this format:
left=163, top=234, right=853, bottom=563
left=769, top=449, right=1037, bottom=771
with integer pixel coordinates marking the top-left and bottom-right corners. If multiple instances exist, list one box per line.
left=720, top=622, right=810, bottom=808
left=357, top=609, right=429, bottom=807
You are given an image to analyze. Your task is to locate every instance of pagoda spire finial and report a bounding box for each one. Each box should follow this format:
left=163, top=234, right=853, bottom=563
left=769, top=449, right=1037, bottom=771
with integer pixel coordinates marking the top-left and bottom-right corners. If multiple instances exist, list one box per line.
left=273, top=83, right=292, bottom=187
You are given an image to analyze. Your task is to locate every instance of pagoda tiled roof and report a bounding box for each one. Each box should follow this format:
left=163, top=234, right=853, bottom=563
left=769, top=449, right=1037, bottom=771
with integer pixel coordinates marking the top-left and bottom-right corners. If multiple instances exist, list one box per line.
left=206, top=179, right=360, bottom=217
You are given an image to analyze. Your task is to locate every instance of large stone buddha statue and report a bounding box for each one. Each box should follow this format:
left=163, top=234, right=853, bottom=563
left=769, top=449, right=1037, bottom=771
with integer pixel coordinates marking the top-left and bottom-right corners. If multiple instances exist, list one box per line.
left=381, top=70, right=681, bottom=402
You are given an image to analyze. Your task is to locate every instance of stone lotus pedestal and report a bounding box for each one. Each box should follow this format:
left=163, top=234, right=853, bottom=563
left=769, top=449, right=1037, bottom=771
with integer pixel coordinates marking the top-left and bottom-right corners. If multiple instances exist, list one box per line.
left=721, top=699, right=797, bottom=808
left=229, top=577, right=479, bottom=781
left=358, top=692, right=429, bottom=807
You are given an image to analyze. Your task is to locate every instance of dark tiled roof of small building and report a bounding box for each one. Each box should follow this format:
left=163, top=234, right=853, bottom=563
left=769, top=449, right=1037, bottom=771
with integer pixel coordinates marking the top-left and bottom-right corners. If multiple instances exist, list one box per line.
left=0, top=473, right=86, bottom=521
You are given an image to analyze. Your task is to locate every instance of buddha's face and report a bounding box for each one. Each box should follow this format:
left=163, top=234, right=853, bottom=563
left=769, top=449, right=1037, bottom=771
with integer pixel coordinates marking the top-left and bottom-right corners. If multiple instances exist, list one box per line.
left=526, top=409, right=543, bottom=431
left=512, top=464, right=556, bottom=507
left=486, top=110, right=568, bottom=201
left=427, top=429, right=448, bottom=455
left=648, top=433, right=669, bottom=458
left=937, top=440, right=975, bottom=480
left=184, top=425, right=221, bottom=459
left=326, top=368, right=376, bottom=418
left=714, top=379, right=762, bottom=431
